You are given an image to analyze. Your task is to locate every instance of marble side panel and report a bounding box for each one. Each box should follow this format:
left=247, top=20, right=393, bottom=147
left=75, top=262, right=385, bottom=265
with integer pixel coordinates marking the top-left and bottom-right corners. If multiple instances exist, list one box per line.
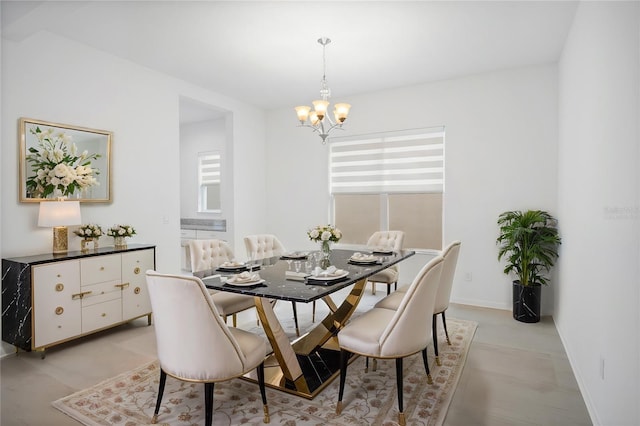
left=2, top=259, right=33, bottom=351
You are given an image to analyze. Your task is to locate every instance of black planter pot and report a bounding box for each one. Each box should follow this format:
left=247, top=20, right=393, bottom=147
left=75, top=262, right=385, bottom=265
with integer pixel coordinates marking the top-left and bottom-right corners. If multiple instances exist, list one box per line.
left=512, top=281, right=541, bottom=323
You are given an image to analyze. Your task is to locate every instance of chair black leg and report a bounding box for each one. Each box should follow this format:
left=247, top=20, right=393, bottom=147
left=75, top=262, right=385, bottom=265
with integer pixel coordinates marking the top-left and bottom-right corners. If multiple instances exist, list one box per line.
left=396, top=358, right=406, bottom=426
left=204, top=382, right=214, bottom=426
left=151, top=369, right=167, bottom=424
left=257, top=361, right=270, bottom=423
left=336, top=349, right=350, bottom=414
left=291, top=302, right=300, bottom=337
left=387, top=284, right=391, bottom=295
left=312, top=300, right=316, bottom=323
left=441, top=310, right=451, bottom=345
left=433, top=313, right=440, bottom=366
left=365, top=356, right=369, bottom=373
left=421, top=348, right=433, bottom=384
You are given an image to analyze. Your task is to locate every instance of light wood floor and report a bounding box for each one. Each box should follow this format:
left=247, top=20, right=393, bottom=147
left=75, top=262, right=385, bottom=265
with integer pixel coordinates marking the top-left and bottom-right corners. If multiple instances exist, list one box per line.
left=0, top=287, right=591, bottom=425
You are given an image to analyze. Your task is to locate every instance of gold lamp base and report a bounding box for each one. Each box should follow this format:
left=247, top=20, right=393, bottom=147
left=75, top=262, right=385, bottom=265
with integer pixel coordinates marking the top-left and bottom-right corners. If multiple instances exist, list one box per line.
left=52, top=226, right=69, bottom=254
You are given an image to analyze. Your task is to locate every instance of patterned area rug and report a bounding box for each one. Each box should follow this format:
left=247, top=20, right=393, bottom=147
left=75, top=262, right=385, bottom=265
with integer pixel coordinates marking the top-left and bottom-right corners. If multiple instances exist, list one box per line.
left=52, top=318, right=476, bottom=426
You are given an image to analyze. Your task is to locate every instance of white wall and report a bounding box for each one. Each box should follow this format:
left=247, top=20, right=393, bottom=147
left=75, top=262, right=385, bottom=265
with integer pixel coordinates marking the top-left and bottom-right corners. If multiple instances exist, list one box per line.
left=557, top=2, right=640, bottom=425
left=266, top=64, right=559, bottom=312
left=0, top=32, right=267, bottom=356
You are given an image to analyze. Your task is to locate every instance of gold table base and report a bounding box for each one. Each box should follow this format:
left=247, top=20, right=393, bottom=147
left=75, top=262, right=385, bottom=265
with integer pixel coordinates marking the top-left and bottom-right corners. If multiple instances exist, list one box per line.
left=250, top=278, right=367, bottom=399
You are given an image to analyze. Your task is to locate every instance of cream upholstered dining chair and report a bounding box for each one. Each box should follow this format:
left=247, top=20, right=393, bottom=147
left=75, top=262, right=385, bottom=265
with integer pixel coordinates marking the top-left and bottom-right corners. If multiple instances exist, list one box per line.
left=366, top=230, right=405, bottom=295
left=243, top=234, right=315, bottom=337
left=189, top=239, right=256, bottom=327
left=244, top=234, right=287, bottom=260
left=145, top=271, right=269, bottom=425
left=335, top=255, right=444, bottom=426
left=375, top=240, right=461, bottom=366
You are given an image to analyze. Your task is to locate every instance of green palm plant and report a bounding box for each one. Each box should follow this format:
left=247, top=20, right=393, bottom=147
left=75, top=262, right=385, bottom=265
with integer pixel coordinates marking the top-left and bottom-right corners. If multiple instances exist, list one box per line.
left=497, top=210, right=561, bottom=286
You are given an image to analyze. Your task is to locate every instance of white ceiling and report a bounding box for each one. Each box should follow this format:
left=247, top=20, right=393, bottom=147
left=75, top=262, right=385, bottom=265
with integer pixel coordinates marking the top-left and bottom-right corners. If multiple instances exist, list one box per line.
left=2, top=1, right=578, bottom=115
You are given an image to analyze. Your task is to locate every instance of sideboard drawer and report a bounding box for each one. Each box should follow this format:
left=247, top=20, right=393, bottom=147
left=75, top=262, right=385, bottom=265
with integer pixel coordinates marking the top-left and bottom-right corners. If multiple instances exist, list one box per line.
left=80, top=254, right=121, bottom=285
left=82, top=298, right=122, bottom=333
left=81, top=280, right=122, bottom=307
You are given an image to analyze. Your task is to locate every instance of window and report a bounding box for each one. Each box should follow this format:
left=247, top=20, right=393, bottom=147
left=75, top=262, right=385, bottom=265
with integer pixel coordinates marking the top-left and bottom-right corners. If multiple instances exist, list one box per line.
left=198, top=151, right=221, bottom=212
left=330, top=127, right=444, bottom=249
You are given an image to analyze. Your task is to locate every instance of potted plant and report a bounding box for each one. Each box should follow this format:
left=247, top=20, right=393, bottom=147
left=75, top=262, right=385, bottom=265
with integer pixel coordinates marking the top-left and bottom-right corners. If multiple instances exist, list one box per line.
left=497, top=210, right=561, bottom=323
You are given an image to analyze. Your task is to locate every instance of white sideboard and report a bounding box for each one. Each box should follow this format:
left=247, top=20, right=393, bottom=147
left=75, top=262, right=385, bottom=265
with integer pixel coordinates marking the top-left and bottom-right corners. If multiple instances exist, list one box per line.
left=2, top=244, right=155, bottom=357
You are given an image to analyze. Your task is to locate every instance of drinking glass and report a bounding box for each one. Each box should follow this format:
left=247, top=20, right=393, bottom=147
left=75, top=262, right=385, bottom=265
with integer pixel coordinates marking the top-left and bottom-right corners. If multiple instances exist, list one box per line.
left=246, top=251, right=255, bottom=272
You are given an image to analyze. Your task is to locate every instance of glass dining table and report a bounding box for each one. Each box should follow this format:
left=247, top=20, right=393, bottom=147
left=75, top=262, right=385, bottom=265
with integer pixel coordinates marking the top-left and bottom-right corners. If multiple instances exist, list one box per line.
left=196, top=248, right=415, bottom=399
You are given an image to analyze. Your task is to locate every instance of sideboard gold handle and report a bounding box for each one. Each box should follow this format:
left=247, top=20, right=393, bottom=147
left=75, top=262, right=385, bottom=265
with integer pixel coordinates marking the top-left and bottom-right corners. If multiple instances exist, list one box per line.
left=55, top=283, right=64, bottom=292
left=115, top=283, right=130, bottom=289
left=134, top=287, right=141, bottom=295
left=100, top=266, right=105, bottom=271
left=134, top=267, right=141, bottom=274
left=55, top=307, right=64, bottom=315
left=101, top=313, right=106, bottom=317
left=71, top=291, right=92, bottom=300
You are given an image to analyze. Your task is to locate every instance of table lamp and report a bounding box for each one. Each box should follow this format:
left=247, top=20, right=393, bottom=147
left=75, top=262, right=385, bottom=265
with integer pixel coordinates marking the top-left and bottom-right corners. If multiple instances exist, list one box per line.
left=38, top=200, right=82, bottom=253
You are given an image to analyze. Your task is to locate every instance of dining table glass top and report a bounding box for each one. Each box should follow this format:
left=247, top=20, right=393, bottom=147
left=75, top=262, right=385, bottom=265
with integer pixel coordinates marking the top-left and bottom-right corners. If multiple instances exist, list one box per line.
left=196, top=248, right=415, bottom=303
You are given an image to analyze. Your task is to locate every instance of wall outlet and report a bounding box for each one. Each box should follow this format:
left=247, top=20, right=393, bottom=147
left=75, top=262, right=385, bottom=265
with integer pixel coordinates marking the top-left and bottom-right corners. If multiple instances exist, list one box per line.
left=464, top=272, right=472, bottom=281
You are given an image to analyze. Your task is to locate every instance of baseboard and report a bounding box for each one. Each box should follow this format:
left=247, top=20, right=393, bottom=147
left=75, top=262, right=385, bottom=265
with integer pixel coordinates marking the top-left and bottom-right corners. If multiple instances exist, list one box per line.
left=451, top=297, right=511, bottom=311
left=554, top=321, right=600, bottom=425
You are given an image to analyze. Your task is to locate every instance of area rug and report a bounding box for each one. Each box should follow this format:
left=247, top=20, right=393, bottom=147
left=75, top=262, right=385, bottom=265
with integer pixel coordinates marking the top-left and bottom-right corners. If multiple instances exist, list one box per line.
left=52, top=318, right=476, bottom=426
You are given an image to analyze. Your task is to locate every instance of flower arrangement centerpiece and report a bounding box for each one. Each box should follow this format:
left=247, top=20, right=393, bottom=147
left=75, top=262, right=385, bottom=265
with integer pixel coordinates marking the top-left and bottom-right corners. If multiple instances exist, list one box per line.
left=307, top=224, right=342, bottom=260
left=107, top=224, right=136, bottom=248
left=74, top=224, right=103, bottom=251
left=25, top=126, right=101, bottom=199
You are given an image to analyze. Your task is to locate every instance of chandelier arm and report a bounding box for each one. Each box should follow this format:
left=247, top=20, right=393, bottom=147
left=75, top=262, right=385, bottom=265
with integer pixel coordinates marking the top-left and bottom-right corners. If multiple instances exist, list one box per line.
left=325, top=122, right=345, bottom=134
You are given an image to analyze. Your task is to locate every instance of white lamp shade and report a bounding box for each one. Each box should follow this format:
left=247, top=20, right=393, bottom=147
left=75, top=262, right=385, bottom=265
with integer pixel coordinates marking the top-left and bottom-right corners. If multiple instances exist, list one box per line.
left=38, top=201, right=82, bottom=227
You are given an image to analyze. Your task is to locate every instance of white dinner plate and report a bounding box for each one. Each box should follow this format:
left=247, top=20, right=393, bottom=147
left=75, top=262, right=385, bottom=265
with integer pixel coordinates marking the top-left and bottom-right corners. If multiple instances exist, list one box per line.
left=224, top=278, right=265, bottom=287
left=372, top=249, right=394, bottom=255
left=349, top=256, right=378, bottom=264
left=281, top=252, right=308, bottom=259
left=308, top=271, right=349, bottom=281
left=217, top=264, right=247, bottom=270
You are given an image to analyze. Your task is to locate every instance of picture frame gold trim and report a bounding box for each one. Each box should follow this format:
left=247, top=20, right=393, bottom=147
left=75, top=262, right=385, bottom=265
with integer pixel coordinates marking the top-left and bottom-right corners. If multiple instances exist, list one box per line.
left=19, top=118, right=112, bottom=203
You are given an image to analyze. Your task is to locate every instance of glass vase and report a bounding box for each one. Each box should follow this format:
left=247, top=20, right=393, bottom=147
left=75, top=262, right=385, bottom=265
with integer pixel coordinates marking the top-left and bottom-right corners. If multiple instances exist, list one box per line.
left=320, top=240, right=331, bottom=260
left=114, top=236, right=127, bottom=248
left=81, top=238, right=92, bottom=252
left=320, top=240, right=331, bottom=269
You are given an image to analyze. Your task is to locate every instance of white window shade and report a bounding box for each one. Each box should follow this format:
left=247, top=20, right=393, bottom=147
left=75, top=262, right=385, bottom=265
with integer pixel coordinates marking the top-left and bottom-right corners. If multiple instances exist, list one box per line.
left=198, top=153, right=221, bottom=185
left=330, top=128, right=444, bottom=194
left=198, top=152, right=221, bottom=212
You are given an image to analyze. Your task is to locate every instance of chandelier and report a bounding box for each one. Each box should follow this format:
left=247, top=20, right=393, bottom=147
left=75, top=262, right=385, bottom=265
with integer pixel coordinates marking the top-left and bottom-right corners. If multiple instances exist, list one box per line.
left=294, top=37, right=351, bottom=144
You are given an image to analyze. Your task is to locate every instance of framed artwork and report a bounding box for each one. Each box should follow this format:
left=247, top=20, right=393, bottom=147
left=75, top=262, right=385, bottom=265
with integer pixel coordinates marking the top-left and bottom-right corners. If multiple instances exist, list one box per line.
left=19, top=118, right=112, bottom=203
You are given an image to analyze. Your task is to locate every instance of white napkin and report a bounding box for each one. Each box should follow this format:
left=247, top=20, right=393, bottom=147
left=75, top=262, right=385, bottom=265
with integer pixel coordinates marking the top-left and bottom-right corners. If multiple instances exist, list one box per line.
left=228, top=272, right=260, bottom=283
left=373, top=246, right=393, bottom=253
left=220, top=261, right=245, bottom=268
left=283, top=251, right=306, bottom=258
left=312, top=266, right=346, bottom=277
left=350, top=252, right=377, bottom=262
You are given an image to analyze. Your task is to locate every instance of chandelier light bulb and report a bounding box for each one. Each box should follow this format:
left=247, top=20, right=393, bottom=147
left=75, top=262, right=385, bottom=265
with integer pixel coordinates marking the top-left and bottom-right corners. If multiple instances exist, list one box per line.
left=312, top=100, right=329, bottom=120
left=333, top=103, right=351, bottom=123
left=295, top=105, right=311, bottom=123
left=309, top=110, right=320, bottom=126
